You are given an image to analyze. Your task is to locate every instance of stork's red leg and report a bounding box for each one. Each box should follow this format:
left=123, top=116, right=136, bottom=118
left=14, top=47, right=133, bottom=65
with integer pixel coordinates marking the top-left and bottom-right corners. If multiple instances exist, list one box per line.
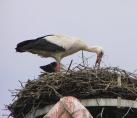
left=55, top=63, right=61, bottom=72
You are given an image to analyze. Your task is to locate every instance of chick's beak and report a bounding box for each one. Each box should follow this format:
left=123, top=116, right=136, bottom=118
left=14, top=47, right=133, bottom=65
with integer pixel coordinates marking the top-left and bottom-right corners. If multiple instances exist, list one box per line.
left=95, top=51, right=104, bottom=67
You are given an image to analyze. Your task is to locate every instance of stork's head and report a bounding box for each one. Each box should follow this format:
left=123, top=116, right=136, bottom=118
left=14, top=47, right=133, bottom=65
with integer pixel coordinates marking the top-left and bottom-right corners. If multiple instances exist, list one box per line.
left=84, top=45, right=104, bottom=67
left=95, top=47, right=104, bottom=67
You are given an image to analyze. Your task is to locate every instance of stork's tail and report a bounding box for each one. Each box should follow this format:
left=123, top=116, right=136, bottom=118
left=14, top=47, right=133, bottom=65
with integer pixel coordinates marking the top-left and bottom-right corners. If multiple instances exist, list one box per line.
left=15, top=39, right=36, bottom=52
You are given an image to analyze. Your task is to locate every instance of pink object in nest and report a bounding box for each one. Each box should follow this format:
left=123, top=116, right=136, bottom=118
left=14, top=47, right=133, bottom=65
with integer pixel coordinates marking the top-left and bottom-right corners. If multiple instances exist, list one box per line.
left=44, top=96, right=93, bottom=118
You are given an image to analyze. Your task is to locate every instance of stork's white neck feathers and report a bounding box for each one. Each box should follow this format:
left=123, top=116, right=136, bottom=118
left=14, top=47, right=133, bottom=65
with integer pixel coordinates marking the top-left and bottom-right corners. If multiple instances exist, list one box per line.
left=84, top=45, right=104, bottom=54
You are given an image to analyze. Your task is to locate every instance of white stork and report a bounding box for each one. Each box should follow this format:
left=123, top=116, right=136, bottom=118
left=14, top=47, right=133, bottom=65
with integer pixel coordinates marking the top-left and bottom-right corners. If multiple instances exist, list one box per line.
left=16, top=34, right=104, bottom=72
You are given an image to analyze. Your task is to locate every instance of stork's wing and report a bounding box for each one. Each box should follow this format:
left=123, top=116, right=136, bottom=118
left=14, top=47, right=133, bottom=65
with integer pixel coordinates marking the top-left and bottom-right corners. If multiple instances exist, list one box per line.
left=33, top=37, right=66, bottom=52
left=16, top=35, right=66, bottom=52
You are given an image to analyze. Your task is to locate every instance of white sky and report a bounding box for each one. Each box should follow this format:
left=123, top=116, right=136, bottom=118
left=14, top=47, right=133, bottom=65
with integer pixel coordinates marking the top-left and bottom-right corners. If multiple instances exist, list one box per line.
left=0, top=0, right=137, bottom=117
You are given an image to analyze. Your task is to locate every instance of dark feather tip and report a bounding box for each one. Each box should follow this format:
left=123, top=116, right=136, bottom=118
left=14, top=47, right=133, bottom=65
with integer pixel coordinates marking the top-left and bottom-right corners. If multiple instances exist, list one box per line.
left=40, top=62, right=57, bottom=73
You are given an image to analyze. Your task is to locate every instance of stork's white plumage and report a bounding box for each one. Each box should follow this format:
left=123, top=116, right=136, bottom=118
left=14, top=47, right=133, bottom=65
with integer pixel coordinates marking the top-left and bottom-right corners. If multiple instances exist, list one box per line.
left=16, top=34, right=104, bottom=72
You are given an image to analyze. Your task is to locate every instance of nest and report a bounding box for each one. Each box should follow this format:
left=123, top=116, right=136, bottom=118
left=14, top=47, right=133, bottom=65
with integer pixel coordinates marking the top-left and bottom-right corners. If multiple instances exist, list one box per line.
left=8, top=65, right=137, bottom=118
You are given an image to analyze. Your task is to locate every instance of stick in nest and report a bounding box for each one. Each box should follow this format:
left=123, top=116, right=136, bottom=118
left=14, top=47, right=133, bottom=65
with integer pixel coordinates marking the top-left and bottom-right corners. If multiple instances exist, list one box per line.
left=66, top=60, right=73, bottom=74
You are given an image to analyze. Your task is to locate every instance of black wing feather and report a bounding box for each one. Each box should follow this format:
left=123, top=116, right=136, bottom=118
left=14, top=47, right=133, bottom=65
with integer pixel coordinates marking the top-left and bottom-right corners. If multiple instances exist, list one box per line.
left=33, top=38, right=65, bottom=52
left=16, top=35, right=65, bottom=52
left=40, top=62, right=57, bottom=73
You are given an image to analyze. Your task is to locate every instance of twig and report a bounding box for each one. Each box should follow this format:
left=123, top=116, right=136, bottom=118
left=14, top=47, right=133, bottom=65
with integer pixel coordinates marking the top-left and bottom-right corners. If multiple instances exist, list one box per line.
left=100, top=107, right=104, bottom=118
left=66, top=60, right=73, bottom=74
left=81, top=50, right=85, bottom=66
left=122, top=98, right=137, bottom=118
left=46, top=84, right=62, bottom=98
left=96, top=107, right=104, bottom=118
left=18, top=80, right=24, bottom=88
left=122, top=107, right=132, bottom=118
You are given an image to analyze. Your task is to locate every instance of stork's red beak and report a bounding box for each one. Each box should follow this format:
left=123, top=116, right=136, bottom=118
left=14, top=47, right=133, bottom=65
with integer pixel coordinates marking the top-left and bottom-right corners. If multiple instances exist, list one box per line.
left=95, top=51, right=104, bottom=67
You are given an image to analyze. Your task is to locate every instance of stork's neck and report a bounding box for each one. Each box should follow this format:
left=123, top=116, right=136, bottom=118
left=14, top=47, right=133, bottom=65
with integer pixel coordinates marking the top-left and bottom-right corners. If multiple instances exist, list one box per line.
left=84, top=45, right=103, bottom=54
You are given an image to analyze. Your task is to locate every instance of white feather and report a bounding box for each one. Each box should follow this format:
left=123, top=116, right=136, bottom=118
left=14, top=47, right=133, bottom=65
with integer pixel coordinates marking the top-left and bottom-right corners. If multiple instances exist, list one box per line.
left=45, top=35, right=79, bottom=50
